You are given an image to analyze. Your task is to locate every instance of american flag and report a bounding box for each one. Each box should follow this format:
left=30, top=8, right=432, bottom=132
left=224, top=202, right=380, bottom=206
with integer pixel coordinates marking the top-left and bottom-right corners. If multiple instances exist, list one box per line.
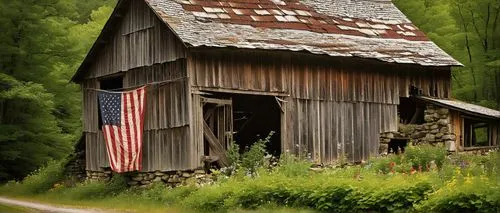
left=97, top=87, right=146, bottom=173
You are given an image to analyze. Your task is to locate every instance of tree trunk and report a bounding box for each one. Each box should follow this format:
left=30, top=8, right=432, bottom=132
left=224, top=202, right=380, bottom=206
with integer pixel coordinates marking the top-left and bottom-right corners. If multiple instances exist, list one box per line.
left=458, top=4, right=478, bottom=101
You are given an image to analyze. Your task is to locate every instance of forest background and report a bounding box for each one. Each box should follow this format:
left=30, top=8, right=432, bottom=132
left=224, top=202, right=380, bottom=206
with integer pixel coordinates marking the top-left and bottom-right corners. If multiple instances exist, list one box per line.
left=0, top=0, right=499, bottom=182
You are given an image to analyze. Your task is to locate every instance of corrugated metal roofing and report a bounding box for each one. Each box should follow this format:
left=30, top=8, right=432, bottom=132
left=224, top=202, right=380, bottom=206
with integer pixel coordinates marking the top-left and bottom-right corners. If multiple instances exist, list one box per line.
left=145, top=0, right=462, bottom=66
left=418, top=96, right=500, bottom=119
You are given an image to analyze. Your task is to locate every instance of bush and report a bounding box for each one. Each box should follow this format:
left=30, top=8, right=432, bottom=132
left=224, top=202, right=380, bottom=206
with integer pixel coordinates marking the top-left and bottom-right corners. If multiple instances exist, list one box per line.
left=368, top=154, right=402, bottom=174
left=274, top=153, right=312, bottom=177
left=417, top=175, right=500, bottom=212
left=181, top=182, right=237, bottom=212
left=13, top=160, right=66, bottom=194
left=240, top=132, right=274, bottom=177
left=182, top=170, right=437, bottom=213
left=404, top=145, right=447, bottom=168
left=60, top=174, right=128, bottom=199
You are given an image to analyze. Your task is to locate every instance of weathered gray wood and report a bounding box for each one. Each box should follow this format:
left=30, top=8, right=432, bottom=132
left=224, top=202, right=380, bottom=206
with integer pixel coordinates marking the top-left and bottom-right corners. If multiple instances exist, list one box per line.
left=84, top=0, right=186, bottom=79
left=203, top=121, right=229, bottom=166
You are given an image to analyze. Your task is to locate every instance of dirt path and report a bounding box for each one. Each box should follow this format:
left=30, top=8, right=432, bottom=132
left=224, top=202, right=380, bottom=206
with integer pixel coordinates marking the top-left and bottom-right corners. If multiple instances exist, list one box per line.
left=0, top=197, right=107, bottom=213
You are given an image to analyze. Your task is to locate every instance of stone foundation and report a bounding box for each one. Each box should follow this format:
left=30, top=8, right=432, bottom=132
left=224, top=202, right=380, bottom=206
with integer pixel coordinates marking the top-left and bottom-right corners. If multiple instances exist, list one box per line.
left=64, top=151, right=87, bottom=181
left=86, top=170, right=112, bottom=182
left=380, top=104, right=457, bottom=154
left=127, top=169, right=212, bottom=188
left=85, top=169, right=213, bottom=188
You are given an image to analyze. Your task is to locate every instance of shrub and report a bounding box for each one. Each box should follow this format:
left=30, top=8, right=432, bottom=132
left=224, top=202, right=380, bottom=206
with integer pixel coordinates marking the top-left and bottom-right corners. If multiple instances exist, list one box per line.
left=15, top=160, right=66, bottom=194
left=183, top=170, right=438, bottom=213
left=61, top=174, right=128, bottom=199
left=368, top=154, right=402, bottom=174
left=417, top=175, right=500, bottom=213
left=274, top=153, right=312, bottom=177
left=241, top=132, right=274, bottom=177
left=404, top=144, right=447, bottom=168
left=181, top=181, right=239, bottom=212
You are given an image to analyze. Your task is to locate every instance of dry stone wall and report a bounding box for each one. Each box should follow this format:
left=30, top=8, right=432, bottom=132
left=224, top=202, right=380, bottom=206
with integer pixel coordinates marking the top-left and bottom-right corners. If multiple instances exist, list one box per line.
left=85, top=169, right=213, bottom=188
left=380, top=104, right=456, bottom=154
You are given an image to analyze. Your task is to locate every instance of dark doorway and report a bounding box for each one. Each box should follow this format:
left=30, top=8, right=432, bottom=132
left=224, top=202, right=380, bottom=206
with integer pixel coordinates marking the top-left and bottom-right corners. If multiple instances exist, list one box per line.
left=232, top=94, right=281, bottom=156
left=388, top=138, right=408, bottom=154
left=202, top=92, right=282, bottom=156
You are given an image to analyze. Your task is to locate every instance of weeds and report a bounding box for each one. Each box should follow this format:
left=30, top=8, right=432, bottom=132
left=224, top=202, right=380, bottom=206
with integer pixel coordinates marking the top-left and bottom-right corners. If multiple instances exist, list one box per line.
left=0, top=140, right=498, bottom=213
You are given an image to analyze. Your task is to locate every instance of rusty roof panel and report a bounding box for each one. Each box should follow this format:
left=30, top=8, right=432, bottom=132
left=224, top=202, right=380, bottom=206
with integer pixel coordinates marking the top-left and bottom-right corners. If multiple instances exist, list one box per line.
left=145, top=0, right=461, bottom=66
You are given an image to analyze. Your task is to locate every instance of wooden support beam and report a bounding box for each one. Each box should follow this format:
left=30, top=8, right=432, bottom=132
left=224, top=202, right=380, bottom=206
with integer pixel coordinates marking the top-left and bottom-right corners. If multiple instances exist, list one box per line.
left=203, top=121, right=229, bottom=167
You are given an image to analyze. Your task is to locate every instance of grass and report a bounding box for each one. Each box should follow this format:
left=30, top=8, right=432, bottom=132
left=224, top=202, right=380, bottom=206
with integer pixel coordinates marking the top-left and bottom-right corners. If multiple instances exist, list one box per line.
left=0, top=145, right=498, bottom=213
left=0, top=204, right=36, bottom=213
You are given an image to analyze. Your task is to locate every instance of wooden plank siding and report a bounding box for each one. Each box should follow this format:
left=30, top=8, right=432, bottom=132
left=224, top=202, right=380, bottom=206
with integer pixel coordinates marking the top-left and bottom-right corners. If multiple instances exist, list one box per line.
left=282, top=99, right=398, bottom=163
left=81, top=0, right=195, bottom=172
left=189, top=51, right=451, bottom=104
left=188, top=50, right=449, bottom=163
left=83, top=0, right=186, bottom=80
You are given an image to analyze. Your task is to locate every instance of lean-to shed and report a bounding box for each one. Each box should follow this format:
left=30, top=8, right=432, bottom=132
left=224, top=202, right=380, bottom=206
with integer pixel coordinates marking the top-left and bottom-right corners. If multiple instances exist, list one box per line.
left=73, top=0, right=466, bottom=172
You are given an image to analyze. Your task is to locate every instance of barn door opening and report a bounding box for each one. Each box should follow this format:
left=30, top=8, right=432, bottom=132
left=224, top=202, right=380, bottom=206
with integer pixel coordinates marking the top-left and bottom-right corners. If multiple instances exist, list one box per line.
left=202, top=97, right=233, bottom=167
left=199, top=92, right=282, bottom=167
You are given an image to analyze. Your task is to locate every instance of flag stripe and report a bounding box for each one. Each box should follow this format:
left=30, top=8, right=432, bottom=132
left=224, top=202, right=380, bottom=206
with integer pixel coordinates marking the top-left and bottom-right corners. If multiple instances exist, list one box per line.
left=131, top=91, right=139, bottom=170
left=112, top=125, right=122, bottom=172
left=103, top=126, right=117, bottom=170
left=126, top=92, right=136, bottom=171
left=124, top=93, right=132, bottom=171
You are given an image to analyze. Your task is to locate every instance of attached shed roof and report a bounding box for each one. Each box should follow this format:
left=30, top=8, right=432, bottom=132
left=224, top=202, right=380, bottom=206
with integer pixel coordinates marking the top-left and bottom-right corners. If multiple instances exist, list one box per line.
left=417, top=96, right=500, bottom=119
left=72, top=0, right=461, bottom=82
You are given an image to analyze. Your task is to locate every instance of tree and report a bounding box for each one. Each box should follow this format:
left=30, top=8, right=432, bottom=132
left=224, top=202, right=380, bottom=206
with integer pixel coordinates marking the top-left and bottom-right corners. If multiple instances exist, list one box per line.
left=395, top=0, right=500, bottom=109
left=0, top=0, right=114, bottom=181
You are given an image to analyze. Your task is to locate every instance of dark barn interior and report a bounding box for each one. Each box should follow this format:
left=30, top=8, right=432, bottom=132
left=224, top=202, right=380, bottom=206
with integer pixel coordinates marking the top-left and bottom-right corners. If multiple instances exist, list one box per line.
left=203, top=93, right=281, bottom=156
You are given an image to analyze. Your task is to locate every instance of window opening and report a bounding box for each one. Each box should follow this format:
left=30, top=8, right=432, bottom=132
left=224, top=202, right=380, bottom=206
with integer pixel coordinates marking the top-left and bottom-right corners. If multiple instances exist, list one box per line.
left=464, top=119, right=491, bottom=147
left=398, top=97, right=425, bottom=125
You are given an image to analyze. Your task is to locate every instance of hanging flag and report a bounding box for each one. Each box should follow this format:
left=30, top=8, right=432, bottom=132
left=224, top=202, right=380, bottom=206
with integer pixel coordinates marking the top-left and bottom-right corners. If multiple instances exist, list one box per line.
left=97, top=87, right=146, bottom=173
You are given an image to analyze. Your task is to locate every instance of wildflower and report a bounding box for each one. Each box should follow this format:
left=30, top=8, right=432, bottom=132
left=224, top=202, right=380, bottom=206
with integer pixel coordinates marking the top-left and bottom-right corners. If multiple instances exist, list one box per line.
left=389, top=161, right=396, bottom=168
left=410, top=167, right=416, bottom=175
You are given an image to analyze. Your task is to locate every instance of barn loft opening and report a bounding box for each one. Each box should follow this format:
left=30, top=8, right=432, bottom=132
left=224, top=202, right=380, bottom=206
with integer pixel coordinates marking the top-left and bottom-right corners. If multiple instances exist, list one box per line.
left=398, top=97, right=425, bottom=125
left=202, top=92, right=281, bottom=158
left=98, top=76, right=123, bottom=129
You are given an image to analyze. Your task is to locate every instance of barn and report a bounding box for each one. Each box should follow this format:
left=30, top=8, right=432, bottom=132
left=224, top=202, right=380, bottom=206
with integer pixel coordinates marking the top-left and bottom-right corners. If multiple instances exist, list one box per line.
left=71, top=0, right=499, bottom=180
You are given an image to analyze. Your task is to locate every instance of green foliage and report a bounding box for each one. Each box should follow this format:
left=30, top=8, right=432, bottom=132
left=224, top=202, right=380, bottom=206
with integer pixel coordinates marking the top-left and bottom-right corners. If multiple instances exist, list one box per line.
left=3, top=160, right=66, bottom=195
left=1, top=152, right=498, bottom=213
left=394, top=0, right=500, bottom=109
left=182, top=171, right=437, bottom=213
left=57, top=174, right=127, bottom=200
left=227, top=143, right=241, bottom=167
left=0, top=0, right=113, bottom=181
left=0, top=74, right=72, bottom=181
left=240, top=132, right=274, bottom=177
left=274, top=153, right=312, bottom=177
left=417, top=175, right=500, bottom=212
left=404, top=145, right=448, bottom=168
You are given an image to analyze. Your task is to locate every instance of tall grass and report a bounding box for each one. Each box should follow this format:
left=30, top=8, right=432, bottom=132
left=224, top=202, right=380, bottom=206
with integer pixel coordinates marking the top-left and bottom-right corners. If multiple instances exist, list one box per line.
left=0, top=144, right=498, bottom=213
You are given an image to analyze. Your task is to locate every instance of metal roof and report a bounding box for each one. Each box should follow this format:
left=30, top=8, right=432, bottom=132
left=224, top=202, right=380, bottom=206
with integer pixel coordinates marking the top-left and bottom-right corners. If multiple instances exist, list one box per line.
left=145, top=0, right=462, bottom=66
left=417, top=96, right=500, bottom=119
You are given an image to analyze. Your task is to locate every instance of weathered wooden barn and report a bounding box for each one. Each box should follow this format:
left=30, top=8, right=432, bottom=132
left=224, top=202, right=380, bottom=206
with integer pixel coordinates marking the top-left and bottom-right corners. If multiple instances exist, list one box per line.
left=72, top=0, right=475, bottom=173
